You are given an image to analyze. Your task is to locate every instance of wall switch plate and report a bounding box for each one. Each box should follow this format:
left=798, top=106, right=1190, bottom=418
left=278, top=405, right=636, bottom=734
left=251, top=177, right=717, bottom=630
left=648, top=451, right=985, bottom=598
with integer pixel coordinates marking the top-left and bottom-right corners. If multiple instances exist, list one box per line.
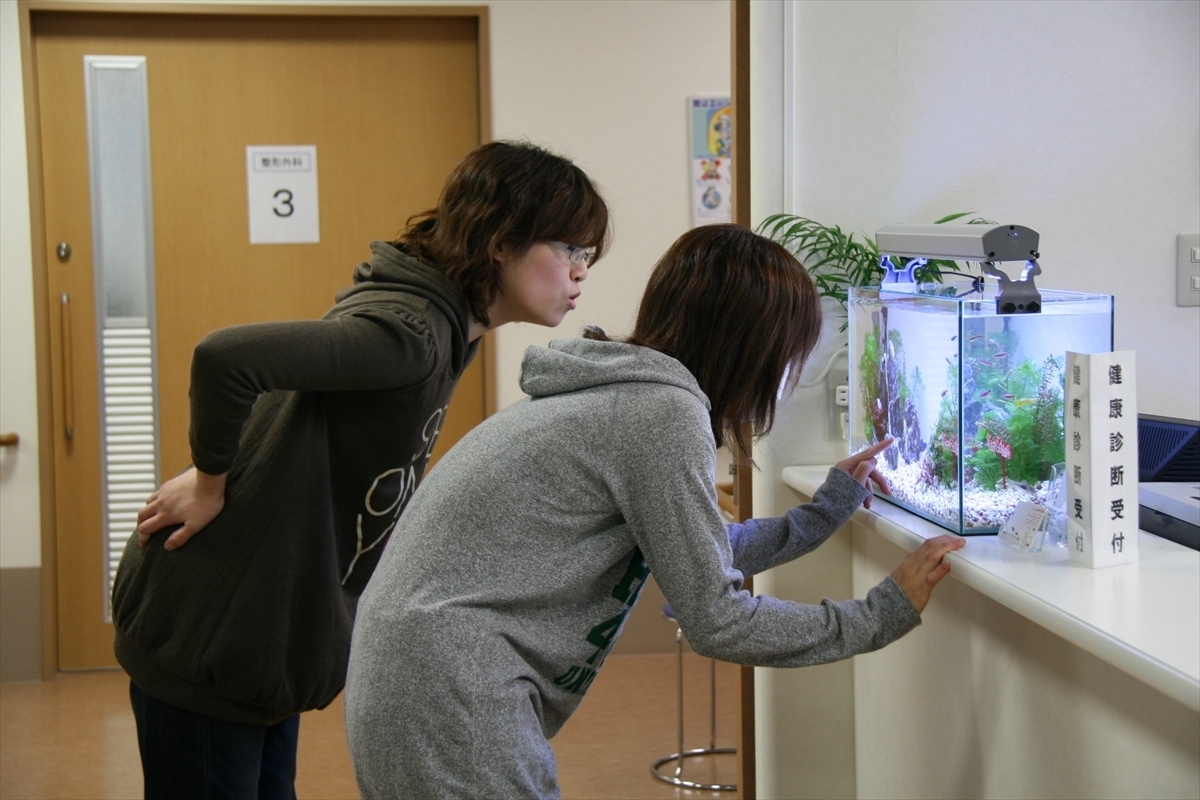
left=827, top=359, right=849, bottom=441
left=1178, top=232, right=1200, bottom=307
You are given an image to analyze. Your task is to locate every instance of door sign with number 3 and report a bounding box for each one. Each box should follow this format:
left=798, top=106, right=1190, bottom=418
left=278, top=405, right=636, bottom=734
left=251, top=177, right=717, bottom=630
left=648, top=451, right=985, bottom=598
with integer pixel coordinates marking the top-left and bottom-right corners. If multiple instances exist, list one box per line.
left=246, top=145, right=320, bottom=243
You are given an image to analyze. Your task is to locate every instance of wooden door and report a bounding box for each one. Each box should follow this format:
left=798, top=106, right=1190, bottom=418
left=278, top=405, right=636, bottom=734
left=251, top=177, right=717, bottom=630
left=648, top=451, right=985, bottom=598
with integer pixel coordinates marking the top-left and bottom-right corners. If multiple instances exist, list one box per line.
left=32, top=10, right=484, bottom=669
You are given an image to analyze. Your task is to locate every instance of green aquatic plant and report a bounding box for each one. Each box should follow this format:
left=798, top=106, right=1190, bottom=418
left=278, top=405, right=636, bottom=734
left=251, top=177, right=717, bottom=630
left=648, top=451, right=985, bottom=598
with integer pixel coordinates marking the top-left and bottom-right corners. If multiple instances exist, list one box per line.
left=858, top=316, right=926, bottom=467
left=966, top=355, right=1065, bottom=490
left=924, top=331, right=1066, bottom=491
left=859, top=325, right=883, bottom=441
left=925, top=359, right=961, bottom=488
left=909, top=365, right=925, bottom=412
left=889, top=328, right=911, bottom=406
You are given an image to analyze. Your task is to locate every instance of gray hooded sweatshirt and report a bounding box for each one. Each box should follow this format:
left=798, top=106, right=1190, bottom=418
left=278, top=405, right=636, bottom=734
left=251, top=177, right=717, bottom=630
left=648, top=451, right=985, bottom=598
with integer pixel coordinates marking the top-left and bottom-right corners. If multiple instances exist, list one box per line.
left=345, top=337, right=920, bottom=799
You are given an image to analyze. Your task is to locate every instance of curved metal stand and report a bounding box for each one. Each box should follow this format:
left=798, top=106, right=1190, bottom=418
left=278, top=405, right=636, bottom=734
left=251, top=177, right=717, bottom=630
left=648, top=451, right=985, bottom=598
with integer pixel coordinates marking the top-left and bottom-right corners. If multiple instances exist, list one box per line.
left=651, top=606, right=737, bottom=792
left=652, top=747, right=738, bottom=791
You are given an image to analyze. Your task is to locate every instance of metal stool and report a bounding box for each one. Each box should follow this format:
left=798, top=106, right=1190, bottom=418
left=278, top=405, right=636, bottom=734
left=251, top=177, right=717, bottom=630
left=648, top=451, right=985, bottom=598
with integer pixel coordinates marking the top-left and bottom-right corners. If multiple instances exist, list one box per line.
left=651, top=603, right=737, bottom=791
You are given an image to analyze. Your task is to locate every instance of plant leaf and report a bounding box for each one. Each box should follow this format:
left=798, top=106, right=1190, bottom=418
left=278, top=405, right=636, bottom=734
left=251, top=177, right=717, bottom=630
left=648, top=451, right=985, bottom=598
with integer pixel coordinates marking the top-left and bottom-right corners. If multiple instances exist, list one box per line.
left=933, top=211, right=976, bottom=224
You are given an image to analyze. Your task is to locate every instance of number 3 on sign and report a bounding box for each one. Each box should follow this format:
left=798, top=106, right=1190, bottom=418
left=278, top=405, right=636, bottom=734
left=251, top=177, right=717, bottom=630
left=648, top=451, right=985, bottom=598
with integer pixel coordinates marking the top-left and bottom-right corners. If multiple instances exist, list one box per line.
left=272, top=189, right=295, bottom=218
left=246, top=145, right=320, bottom=244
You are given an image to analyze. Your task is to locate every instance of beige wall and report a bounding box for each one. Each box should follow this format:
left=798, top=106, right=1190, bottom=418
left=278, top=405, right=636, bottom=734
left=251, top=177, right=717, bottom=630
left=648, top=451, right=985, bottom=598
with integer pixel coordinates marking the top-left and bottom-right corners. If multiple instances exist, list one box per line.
left=1, top=0, right=41, bottom=572
left=0, top=0, right=731, bottom=576
left=0, top=0, right=728, bottom=679
left=752, top=481, right=858, bottom=800
left=486, top=0, right=732, bottom=409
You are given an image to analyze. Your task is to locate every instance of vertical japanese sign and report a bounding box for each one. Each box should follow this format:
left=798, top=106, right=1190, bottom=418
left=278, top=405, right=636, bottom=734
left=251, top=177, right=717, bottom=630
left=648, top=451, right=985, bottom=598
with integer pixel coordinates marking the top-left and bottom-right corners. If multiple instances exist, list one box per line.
left=1065, top=351, right=1139, bottom=568
left=246, top=145, right=320, bottom=244
left=689, top=96, right=732, bottom=227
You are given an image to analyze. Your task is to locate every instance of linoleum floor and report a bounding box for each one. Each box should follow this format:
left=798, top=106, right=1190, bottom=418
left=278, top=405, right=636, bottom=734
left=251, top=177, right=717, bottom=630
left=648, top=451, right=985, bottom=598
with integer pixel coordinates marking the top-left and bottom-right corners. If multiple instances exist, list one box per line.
left=1, top=653, right=739, bottom=799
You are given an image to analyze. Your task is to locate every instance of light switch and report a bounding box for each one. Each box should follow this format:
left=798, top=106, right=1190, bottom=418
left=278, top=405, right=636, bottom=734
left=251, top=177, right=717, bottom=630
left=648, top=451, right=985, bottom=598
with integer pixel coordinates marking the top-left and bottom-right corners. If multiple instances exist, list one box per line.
left=1179, top=233, right=1200, bottom=307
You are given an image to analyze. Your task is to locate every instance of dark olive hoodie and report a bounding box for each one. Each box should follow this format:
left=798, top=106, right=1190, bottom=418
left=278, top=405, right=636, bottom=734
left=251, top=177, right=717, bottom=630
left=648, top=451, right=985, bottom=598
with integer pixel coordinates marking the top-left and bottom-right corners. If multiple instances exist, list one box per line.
left=112, top=241, right=477, bottom=725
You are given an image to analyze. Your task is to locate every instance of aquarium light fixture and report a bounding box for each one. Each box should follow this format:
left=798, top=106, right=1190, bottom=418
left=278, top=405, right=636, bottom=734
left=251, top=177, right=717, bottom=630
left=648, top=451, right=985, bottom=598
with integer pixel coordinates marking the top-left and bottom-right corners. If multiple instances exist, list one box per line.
left=876, top=223, right=1044, bottom=315
left=875, top=223, right=1039, bottom=261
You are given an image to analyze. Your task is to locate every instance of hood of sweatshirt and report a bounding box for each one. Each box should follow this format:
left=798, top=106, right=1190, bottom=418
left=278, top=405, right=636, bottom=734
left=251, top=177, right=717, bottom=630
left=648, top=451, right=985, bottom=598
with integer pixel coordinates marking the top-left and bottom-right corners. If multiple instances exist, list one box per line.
left=519, top=336, right=711, bottom=411
left=337, top=241, right=474, bottom=373
left=338, top=241, right=467, bottom=329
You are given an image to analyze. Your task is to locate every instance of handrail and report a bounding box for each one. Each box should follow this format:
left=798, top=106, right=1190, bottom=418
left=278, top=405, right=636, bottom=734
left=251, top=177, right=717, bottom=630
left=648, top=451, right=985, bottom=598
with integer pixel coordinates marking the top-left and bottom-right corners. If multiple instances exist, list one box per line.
left=61, top=293, right=74, bottom=439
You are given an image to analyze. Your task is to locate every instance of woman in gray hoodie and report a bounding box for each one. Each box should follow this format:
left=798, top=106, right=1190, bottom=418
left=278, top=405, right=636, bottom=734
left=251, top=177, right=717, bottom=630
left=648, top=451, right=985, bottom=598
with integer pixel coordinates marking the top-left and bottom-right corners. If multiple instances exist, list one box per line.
left=345, top=224, right=963, bottom=799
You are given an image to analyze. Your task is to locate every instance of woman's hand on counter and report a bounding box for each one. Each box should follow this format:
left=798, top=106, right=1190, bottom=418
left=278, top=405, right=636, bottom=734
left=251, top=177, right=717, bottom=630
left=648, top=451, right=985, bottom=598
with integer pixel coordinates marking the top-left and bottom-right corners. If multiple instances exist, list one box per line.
left=836, top=437, right=894, bottom=509
left=890, top=534, right=965, bottom=613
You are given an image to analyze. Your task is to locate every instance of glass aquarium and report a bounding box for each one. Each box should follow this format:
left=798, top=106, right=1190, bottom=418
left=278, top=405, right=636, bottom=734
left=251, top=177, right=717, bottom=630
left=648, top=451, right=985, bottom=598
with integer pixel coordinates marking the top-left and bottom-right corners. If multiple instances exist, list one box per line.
left=848, top=282, right=1113, bottom=535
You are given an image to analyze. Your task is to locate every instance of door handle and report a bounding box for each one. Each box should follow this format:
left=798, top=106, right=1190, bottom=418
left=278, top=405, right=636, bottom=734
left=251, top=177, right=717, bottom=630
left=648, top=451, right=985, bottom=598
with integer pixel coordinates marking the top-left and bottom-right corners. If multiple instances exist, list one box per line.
left=61, top=293, right=74, bottom=439
left=0, top=433, right=18, bottom=447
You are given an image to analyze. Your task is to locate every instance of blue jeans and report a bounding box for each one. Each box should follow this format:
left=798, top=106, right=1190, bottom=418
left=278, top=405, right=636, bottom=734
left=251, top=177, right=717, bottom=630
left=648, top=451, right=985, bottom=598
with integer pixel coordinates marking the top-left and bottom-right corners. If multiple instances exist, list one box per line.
left=129, top=681, right=300, bottom=800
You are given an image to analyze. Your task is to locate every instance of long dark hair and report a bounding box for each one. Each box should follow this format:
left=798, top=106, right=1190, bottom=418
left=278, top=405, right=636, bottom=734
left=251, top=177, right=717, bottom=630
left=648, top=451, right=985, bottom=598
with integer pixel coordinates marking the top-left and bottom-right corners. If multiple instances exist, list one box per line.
left=590, top=224, right=821, bottom=462
left=397, top=141, right=610, bottom=326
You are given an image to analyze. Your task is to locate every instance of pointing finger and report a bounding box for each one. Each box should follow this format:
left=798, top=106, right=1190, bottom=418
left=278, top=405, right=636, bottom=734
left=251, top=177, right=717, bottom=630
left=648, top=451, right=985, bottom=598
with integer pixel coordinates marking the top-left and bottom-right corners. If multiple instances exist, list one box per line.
left=853, top=437, right=894, bottom=462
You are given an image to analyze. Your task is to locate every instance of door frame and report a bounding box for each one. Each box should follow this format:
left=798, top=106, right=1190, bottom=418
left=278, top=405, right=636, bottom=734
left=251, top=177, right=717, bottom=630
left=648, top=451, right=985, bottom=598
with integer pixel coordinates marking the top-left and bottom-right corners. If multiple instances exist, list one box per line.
left=17, top=0, right=495, bottom=679
left=730, top=1, right=755, bottom=795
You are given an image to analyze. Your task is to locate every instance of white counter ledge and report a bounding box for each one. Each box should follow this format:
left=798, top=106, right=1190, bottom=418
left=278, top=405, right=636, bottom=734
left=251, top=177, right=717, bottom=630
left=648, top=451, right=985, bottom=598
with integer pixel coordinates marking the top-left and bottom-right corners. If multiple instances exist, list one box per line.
left=782, top=465, right=1200, bottom=713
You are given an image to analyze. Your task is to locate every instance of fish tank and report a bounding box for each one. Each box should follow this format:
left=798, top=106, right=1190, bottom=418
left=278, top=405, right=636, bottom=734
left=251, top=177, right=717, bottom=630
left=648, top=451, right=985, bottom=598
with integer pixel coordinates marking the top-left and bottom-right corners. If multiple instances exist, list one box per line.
left=848, top=281, right=1113, bottom=534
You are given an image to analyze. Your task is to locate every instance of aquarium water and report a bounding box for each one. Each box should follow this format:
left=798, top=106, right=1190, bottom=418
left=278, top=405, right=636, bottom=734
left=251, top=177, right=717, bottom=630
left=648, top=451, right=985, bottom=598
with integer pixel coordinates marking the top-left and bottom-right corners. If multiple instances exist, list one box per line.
left=849, top=281, right=1113, bottom=534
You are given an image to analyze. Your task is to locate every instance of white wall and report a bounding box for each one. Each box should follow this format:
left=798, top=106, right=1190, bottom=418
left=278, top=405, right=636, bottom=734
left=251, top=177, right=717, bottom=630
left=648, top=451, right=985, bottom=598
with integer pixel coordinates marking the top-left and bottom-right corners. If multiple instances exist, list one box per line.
left=853, top=528, right=1199, bottom=799
left=789, top=0, right=1199, bottom=423
left=0, top=1, right=42, bottom=570
left=752, top=1, right=1200, bottom=797
left=0, top=0, right=731, bottom=571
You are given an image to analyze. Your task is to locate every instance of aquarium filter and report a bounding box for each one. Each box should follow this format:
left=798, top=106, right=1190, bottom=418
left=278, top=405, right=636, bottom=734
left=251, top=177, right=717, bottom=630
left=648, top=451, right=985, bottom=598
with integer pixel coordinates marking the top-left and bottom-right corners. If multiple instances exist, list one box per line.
left=876, top=223, right=1044, bottom=315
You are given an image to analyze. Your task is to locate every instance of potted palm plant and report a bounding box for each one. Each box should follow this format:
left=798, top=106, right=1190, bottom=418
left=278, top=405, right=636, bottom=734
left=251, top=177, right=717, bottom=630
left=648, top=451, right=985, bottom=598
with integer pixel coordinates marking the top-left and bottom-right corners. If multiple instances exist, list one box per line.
left=756, top=211, right=992, bottom=318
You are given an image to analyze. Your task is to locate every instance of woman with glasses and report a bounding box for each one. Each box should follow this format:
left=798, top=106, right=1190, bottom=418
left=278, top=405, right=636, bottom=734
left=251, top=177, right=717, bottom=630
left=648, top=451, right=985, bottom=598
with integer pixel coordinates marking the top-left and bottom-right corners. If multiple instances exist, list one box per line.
left=110, top=140, right=609, bottom=800
left=345, top=223, right=963, bottom=800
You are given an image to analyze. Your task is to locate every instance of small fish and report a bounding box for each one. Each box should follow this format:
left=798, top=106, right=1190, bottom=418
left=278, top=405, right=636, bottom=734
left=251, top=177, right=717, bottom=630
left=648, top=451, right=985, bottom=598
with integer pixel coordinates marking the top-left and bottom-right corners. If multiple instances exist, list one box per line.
left=941, top=389, right=948, bottom=397
left=977, top=359, right=992, bottom=366
left=1002, top=393, right=1016, bottom=400
left=969, top=334, right=984, bottom=341
left=978, top=390, right=991, bottom=398
left=993, top=351, right=1008, bottom=358
left=950, top=335, right=958, bottom=341
left=1012, top=397, right=1037, bottom=407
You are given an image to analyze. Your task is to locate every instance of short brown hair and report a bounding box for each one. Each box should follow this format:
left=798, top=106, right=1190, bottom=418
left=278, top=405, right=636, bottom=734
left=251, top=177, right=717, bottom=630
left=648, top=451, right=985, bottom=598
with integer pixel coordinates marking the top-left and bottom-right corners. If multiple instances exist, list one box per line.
left=593, top=224, right=821, bottom=462
left=396, top=141, right=610, bottom=326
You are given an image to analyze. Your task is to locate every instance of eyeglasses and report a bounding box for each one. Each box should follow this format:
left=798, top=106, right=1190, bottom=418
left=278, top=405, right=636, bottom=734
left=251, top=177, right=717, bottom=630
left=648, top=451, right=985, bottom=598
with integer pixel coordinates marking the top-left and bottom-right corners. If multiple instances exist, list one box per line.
left=550, top=241, right=596, bottom=267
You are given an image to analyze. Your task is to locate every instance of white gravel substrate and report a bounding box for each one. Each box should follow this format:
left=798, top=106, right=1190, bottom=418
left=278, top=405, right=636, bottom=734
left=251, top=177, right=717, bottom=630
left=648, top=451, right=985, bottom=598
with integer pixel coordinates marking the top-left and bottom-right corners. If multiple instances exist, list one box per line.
left=878, top=457, right=1049, bottom=531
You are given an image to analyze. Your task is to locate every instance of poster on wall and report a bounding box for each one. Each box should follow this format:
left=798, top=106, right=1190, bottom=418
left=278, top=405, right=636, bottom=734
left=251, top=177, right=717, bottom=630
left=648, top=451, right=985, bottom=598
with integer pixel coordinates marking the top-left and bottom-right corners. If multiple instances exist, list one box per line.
left=689, top=96, right=732, bottom=228
left=246, top=145, right=320, bottom=244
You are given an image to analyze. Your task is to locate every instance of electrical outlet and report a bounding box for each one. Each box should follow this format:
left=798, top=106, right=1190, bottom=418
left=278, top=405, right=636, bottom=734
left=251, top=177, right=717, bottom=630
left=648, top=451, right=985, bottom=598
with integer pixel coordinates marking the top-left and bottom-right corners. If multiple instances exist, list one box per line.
left=1178, top=232, right=1200, bottom=307
left=827, top=360, right=849, bottom=441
